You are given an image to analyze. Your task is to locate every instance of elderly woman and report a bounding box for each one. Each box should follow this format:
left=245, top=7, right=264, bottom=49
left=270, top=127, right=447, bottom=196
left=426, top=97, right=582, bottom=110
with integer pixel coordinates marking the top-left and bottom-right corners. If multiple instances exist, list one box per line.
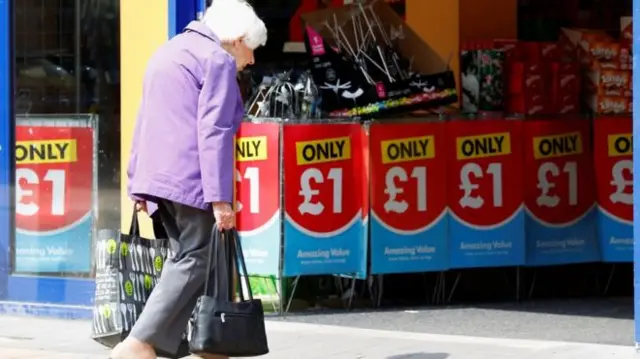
left=111, top=1, right=267, bottom=359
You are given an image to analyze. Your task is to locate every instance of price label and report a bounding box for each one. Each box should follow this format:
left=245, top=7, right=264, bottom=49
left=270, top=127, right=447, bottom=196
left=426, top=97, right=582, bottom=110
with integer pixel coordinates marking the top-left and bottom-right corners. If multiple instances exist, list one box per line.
left=524, top=121, right=595, bottom=225
left=384, top=166, right=427, bottom=213
left=609, top=159, right=633, bottom=205
left=593, top=118, right=633, bottom=223
left=298, top=167, right=343, bottom=215
left=458, top=162, right=503, bottom=209
left=284, top=125, right=363, bottom=235
left=370, top=124, right=447, bottom=232
left=447, top=123, right=523, bottom=228
left=235, top=124, right=280, bottom=233
left=14, top=127, right=93, bottom=233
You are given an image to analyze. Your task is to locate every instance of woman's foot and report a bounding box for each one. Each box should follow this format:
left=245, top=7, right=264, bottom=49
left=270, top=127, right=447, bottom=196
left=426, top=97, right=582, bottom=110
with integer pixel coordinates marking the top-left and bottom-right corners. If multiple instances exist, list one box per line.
left=110, top=337, right=156, bottom=359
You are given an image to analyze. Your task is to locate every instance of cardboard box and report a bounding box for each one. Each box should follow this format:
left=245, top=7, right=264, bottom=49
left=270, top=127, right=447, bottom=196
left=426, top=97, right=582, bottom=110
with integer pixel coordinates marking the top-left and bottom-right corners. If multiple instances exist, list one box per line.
left=585, top=68, right=632, bottom=97
left=587, top=95, right=632, bottom=114
left=302, top=0, right=457, bottom=117
left=549, top=62, right=580, bottom=114
left=560, top=28, right=621, bottom=68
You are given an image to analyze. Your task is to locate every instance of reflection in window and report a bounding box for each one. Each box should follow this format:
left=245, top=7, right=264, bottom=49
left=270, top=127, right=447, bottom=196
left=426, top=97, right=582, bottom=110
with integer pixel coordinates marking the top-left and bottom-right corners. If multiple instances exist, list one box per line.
left=13, top=0, right=120, bottom=279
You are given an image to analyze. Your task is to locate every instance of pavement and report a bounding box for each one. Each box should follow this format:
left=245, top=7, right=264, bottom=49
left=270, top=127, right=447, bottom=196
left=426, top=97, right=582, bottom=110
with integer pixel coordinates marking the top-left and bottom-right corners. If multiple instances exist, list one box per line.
left=275, top=297, right=635, bottom=346
left=0, top=314, right=637, bottom=359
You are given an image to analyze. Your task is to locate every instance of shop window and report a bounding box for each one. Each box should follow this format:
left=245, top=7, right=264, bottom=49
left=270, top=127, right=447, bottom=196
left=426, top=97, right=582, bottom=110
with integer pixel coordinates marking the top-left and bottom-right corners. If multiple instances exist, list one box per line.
left=12, top=0, right=120, bottom=284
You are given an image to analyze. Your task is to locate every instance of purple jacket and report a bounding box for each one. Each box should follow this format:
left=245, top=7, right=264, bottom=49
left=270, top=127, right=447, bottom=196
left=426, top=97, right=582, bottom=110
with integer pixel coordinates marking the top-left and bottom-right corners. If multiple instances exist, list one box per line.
left=127, top=21, right=244, bottom=211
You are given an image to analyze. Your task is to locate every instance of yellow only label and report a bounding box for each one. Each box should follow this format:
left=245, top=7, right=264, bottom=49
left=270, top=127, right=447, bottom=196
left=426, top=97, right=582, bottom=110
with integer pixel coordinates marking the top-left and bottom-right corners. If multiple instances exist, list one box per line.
left=533, top=132, right=582, bottom=159
left=15, top=139, right=77, bottom=164
left=456, top=132, right=511, bottom=160
left=296, top=136, right=351, bottom=165
left=236, top=136, right=267, bottom=162
left=607, top=133, right=632, bottom=157
left=381, top=135, right=435, bottom=164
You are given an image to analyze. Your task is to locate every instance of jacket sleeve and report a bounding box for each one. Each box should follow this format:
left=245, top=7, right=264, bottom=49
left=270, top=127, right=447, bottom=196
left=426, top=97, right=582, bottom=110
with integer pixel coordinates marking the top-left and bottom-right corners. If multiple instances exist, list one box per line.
left=197, top=53, right=242, bottom=204
left=127, top=110, right=143, bottom=202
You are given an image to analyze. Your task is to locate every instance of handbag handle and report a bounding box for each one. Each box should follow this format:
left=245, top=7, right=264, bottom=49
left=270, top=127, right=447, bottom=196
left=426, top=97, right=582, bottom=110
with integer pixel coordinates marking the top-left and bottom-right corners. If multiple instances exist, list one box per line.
left=231, top=230, right=254, bottom=302
left=129, top=204, right=140, bottom=236
left=204, top=229, right=222, bottom=299
left=204, top=229, right=254, bottom=302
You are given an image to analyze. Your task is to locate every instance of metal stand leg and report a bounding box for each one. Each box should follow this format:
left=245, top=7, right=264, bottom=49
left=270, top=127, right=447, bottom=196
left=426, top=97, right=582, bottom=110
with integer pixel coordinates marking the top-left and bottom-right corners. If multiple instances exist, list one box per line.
left=367, top=274, right=383, bottom=308
left=431, top=272, right=442, bottom=305
left=528, top=270, right=538, bottom=299
left=603, top=264, right=617, bottom=296
left=516, top=267, right=521, bottom=302
left=284, top=276, right=301, bottom=315
left=447, top=272, right=462, bottom=304
left=346, top=277, right=357, bottom=310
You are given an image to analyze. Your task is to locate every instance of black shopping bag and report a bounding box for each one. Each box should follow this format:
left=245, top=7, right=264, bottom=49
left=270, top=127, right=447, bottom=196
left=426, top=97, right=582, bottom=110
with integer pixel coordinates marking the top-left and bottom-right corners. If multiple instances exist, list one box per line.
left=91, top=207, right=189, bottom=358
left=189, top=229, right=269, bottom=357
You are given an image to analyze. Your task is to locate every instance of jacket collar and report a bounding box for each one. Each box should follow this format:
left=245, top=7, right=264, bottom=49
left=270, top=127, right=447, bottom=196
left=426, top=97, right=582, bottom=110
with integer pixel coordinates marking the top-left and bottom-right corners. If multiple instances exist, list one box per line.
left=184, top=21, right=220, bottom=43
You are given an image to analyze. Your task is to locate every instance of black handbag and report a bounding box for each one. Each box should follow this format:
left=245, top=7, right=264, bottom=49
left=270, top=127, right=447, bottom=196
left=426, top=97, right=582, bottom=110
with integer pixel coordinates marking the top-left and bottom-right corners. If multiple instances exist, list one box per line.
left=189, top=228, right=269, bottom=357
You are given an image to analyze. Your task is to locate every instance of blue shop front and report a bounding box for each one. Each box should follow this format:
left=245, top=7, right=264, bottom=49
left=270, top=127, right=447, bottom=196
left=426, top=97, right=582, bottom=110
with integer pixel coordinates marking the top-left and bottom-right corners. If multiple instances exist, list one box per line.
left=0, top=0, right=204, bottom=318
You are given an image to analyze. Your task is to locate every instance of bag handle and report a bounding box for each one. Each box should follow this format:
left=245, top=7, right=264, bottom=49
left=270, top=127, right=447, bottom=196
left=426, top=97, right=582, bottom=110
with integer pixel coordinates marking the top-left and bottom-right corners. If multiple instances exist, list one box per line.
left=204, top=229, right=222, bottom=299
left=129, top=204, right=140, bottom=236
left=204, top=229, right=254, bottom=302
left=230, top=229, right=253, bottom=301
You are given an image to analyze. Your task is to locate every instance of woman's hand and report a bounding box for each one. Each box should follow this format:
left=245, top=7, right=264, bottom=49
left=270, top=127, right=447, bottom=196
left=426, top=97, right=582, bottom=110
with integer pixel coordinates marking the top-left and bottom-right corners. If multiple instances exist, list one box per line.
left=135, top=201, right=147, bottom=213
left=213, top=202, right=235, bottom=230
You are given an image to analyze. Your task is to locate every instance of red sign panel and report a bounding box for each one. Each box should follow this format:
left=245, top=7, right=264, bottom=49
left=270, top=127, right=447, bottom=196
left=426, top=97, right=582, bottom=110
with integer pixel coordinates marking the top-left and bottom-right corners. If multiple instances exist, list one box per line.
left=523, top=119, right=596, bottom=225
left=235, top=123, right=281, bottom=233
left=446, top=120, right=524, bottom=227
left=15, top=126, right=93, bottom=232
left=370, top=122, right=447, bottom=231
left=283, top=124, right=364, bottom=234
left=593, top=116, right=633, bottom=222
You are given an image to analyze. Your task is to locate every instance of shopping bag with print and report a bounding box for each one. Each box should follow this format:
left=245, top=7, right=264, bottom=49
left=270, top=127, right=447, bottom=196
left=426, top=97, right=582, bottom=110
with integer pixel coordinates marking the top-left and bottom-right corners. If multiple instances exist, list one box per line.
left=90, top=208, right=190, bottom=358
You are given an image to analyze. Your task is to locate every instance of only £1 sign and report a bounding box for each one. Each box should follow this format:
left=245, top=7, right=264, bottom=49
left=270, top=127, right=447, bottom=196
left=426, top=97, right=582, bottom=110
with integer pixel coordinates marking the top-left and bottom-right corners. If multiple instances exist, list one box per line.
left=235, top=122, right=281, bottom=275
left=283, top=124, right=367, bottom=277
left=523, top=119, right=599, bottom=266
left=446, top=120, right=526, bottom=269
left=369, top=122, right=448, bottom=274
left=14, top=125, right=94, bottom=273
left=593, top=117, right=633, bottom=262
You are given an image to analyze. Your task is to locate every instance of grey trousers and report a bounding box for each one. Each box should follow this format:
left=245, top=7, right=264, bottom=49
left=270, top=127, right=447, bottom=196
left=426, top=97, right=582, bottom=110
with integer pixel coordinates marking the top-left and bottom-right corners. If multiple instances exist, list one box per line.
left=129, top=200, right=214, bottom=355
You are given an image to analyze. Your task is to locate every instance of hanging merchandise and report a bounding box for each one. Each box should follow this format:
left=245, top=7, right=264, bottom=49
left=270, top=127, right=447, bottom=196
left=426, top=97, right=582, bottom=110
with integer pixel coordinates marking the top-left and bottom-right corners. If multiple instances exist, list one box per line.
left=460, top=41, right=506, bottom=114
left=245, top=70, right=322, bottom=121
left=301, top=0, right=457, bottom=118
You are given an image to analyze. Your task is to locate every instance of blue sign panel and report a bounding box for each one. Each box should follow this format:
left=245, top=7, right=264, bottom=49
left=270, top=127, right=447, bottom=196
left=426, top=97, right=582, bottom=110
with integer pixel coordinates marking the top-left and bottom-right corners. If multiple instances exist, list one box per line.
left=238, top=212, right=281, bottom=276
left=449, top=210, right=526, bottom=268
left=525, top=209, right=600, bottom=266
left=446, top=120, right=527, bottom=268
left=281, top=124, right=367, bottom=277
left=370, top=213, right=448, bottom=274
left=597, top=208, right=633, bottom=262
left=283, top=215, right=367, bottom=277
left=14, top=216, right=93, bottom=273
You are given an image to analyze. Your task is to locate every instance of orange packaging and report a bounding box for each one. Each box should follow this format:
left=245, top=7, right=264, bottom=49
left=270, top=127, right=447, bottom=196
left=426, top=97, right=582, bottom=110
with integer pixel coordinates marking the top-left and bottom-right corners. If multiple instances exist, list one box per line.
left=587, top=41, right=620, bottom=64
left=585, top=69, right=632, bottom=97
left=587, top=95, right=631, bottom=114
left=560, top=28, right=621, bottom=67
left=621, top=17, right=633, bottom=44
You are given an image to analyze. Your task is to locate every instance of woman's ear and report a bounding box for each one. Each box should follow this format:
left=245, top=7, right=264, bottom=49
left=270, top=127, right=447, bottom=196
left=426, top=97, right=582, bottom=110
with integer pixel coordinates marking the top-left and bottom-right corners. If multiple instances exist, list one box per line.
left=234, top=36, right=246, bottom=47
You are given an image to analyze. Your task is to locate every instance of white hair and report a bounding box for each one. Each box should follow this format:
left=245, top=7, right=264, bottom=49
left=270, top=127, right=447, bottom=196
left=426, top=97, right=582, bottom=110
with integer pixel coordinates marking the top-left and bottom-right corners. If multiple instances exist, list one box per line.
left=202, top=0, right=267, bottom=50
